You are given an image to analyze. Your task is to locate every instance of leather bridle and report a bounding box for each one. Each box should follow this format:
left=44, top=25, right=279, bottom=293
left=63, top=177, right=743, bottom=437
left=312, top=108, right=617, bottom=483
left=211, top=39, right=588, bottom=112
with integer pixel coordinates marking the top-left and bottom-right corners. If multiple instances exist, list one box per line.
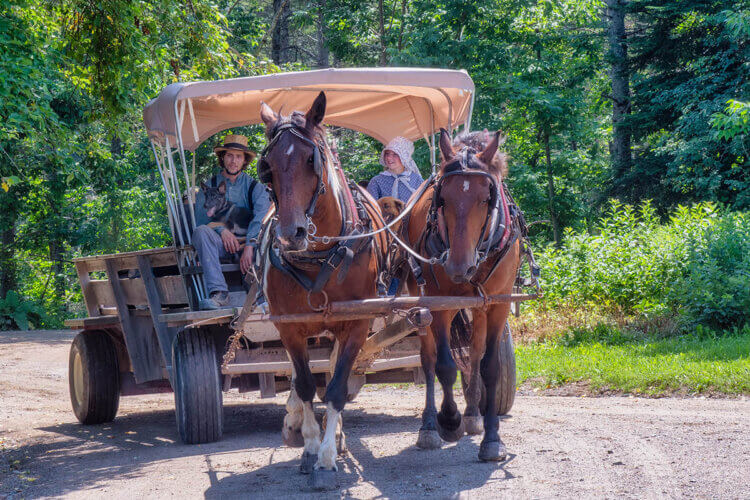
left=256, top=121, right=327, bottom=221
left=426, top=147, right=505, bottom=266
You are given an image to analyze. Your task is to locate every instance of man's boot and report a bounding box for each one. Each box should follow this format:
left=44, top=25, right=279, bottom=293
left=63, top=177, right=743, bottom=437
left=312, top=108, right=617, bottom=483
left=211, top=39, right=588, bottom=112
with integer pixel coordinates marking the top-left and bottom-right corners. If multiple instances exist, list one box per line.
left=199, top=290, right=231, bottom=310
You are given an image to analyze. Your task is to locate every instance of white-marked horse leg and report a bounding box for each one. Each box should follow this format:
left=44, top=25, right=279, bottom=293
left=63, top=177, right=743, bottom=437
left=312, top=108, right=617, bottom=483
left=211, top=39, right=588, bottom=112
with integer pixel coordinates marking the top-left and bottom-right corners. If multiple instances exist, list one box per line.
left=299, top=400, right=321, bottom=474
left=322, top=410, right=346, bottom=455
left=316, top=402, right=341, bottom=471
left=282, top=381, right=305, bottom=447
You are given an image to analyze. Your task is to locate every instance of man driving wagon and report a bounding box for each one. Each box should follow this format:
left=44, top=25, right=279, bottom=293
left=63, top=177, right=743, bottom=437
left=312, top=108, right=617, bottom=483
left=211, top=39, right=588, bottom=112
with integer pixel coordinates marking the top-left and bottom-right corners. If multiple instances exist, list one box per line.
left=192, top=134, right=271, bottom=310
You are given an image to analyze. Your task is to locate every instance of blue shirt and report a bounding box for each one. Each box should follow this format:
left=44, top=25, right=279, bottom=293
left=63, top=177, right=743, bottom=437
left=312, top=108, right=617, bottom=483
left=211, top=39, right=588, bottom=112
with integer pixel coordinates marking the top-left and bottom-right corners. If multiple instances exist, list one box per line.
left=194, top=171, right=271, bottom=245
left=367, top=171, right=424, bottom=202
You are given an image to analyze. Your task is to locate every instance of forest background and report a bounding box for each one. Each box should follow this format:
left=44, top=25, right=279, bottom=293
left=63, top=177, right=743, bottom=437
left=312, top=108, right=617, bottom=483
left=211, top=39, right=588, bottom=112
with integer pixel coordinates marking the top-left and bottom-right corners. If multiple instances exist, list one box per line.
left=1, top=0, right=748, bottom=336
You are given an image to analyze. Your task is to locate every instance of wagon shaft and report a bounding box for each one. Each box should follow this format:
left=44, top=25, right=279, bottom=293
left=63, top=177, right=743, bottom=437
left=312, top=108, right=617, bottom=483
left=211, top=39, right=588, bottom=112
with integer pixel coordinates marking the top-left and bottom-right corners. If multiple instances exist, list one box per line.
left=239, top=292, right=538, bottom=326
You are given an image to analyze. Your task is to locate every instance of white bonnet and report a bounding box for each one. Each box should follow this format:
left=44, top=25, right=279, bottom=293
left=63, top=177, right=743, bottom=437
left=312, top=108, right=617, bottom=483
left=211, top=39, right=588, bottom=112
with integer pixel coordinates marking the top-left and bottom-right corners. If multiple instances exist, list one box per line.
left=379, top=136, right=419, bottom=174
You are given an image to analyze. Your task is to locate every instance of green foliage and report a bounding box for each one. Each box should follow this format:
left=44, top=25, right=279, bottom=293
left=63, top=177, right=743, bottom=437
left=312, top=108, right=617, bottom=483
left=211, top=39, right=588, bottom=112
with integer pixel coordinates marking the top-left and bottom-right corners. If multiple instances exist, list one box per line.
left=1, top=0, right=748, bottom=334
left=538, top=201, right=750, bottom=331
left=672, top=212, right=750, bottom=330
left=516, top=324, right=750, bottom=395
left=623, top=1, right=750, bottom=209
left=0, top=291, right=46, bottom=330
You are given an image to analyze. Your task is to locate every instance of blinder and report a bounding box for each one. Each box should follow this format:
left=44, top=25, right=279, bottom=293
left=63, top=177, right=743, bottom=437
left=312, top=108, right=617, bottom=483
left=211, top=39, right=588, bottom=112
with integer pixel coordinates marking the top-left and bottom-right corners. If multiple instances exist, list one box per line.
left=256, top=121, right=327, bottom=218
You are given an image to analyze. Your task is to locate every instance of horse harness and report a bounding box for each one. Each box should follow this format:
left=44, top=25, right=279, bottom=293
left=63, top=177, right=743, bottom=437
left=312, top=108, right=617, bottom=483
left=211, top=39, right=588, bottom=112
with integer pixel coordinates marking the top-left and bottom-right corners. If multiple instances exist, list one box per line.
left=397, top=147, right=533, bottom=293
left=256, top=121, right=386, bottom=306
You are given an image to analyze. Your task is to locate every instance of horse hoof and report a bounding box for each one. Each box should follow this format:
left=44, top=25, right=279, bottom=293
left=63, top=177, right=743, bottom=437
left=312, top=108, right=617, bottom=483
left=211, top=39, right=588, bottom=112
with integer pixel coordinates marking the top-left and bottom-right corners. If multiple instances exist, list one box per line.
left=464, top=416, right=483, bottom=435
left=282, top=428, right=305, bottom=448
left=416, top=429, right=443, bottom=450
left=299, top=451, right=317, bottom=474
left=478, top=440, right=507, bottom=462
left=437, top=415, right=465, bottom=443
left=309, top=468, right=338, bottom=491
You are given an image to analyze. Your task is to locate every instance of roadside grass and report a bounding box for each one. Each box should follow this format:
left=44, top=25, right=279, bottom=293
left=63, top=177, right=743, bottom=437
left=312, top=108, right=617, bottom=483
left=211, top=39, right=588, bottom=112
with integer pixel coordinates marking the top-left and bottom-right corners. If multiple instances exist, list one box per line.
left=514, top=324, right=750, bottom=396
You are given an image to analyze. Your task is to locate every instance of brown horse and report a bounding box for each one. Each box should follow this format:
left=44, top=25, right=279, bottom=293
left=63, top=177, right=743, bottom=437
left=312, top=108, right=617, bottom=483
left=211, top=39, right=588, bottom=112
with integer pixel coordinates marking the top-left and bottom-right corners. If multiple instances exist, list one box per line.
left=257, top=92, right=387, bottom=490
left=402, top=128, right=519, bottom=461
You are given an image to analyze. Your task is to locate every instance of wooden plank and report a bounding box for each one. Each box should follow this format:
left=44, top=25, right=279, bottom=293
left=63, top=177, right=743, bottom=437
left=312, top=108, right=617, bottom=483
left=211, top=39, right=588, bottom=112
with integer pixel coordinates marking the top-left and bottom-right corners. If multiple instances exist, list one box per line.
left=89, top=275, right=188, bottom=309
left=105, top=260, right=163, bottom=383
left=64, top=315, right=119, bottom=329
left=137, top=255, right=177, bottom=383
left=160, top=308, right=239, bottom=325
left=181, top=263, right=242, bottom=275
left=77, top=247, right=179, bottom=273
left=75, top=261, right=100, bottom=317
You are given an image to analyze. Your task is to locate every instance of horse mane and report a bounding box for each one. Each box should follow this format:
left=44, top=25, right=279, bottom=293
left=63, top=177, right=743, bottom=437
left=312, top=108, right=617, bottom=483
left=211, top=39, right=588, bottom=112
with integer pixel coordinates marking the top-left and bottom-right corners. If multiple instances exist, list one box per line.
left=268, top=111, right=344, bottom=201
left=452, top=130, right=509, bottom=178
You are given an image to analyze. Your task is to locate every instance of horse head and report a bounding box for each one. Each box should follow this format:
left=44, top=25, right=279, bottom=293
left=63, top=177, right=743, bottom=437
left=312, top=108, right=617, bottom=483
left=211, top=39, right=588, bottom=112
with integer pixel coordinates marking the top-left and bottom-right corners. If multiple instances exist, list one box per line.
left=436, top=128, right=506, bottom=283
left=259, top=91, right=333, bottom=252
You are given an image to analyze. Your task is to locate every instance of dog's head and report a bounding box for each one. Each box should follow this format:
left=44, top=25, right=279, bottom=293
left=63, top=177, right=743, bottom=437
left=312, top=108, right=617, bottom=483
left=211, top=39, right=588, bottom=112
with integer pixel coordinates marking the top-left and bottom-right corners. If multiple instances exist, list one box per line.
left=201, top=181, right=229, bottom=219
left=377, top=196, right=405, bottom=225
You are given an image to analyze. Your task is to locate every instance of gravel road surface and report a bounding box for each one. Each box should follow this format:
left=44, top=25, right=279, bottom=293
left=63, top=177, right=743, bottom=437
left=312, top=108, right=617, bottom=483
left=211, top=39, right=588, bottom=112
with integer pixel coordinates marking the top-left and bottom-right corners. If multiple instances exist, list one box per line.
left=1, top=330, right=748, bottom=499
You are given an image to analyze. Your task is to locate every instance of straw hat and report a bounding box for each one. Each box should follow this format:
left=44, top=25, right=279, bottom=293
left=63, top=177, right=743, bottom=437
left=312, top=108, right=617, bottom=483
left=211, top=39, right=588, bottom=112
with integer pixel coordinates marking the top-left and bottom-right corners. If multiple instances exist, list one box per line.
left=213, top=134, right=256, bottom=161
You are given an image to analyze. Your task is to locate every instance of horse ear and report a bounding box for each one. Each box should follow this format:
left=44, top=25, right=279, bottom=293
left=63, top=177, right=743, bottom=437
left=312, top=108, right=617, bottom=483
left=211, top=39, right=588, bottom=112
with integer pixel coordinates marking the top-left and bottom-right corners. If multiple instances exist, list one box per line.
left=218, top=180, right=226, bottom=194
left=439, top=128, right=454, bottom=162
left=200, top=181, right=209, bottom=192
left=306, top=91, right=327, bottom=129
left=260, top=102, right=278, bottom=128
left=479, top=130, right=504, bottom=166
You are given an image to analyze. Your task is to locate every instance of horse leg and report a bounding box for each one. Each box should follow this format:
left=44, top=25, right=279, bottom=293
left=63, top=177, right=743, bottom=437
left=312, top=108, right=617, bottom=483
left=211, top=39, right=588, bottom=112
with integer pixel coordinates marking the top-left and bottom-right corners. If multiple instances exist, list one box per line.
left=281, top=330, right=320, bottom=474
left=433, top=310, right=465, bottom=442
left=464, top=309, right=487, bottom=435
left=416, top=326, right=442, bottom=449
left=282, top=373, right=305, bottom=447
left=478, top=306, right=509, bottom=462
left=310, top=322, right=368, bottom=491
left=321, top=408, right=346, bottom=454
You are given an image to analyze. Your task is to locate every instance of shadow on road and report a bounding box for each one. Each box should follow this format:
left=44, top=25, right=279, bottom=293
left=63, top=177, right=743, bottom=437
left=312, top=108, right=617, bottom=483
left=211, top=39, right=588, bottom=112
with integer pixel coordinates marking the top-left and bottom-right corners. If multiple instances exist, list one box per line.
left=7, top=399, right=512, bottom=497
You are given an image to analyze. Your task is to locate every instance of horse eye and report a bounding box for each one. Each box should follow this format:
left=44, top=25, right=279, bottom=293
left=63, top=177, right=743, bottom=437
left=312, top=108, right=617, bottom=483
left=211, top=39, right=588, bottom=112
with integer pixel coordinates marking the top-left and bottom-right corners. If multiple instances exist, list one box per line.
left=307, top=155, right=314, bottom=165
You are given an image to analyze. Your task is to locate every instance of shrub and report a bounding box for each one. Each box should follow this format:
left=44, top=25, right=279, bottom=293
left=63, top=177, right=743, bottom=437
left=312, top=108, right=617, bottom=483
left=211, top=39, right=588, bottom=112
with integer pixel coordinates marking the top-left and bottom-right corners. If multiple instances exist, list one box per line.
left=0, top=291, right=46, bottom=330
left=672, top=212, right=750, bottom=330
left=535, top=201, right=750, bottom=331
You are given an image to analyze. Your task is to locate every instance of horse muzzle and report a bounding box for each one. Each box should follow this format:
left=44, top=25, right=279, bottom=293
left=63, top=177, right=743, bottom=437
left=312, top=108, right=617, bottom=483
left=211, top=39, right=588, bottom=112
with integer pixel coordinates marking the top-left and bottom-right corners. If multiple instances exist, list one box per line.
left=275, top=224, right=309, bottom=252
left=442, top=252, right=478, bottom=284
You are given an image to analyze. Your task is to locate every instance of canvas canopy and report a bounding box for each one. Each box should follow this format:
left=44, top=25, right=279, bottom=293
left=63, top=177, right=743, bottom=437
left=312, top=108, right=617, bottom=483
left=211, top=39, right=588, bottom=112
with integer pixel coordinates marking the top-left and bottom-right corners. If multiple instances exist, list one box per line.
left=143, top=67, right=475, bottom=151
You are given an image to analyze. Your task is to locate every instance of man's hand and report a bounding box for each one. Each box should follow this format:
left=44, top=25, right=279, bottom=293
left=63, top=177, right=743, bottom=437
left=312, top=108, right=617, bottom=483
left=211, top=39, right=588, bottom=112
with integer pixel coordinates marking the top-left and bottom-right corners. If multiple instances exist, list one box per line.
left=240, top=245, right=254, bottom=274
left=220, top=229, right=241, bottom=254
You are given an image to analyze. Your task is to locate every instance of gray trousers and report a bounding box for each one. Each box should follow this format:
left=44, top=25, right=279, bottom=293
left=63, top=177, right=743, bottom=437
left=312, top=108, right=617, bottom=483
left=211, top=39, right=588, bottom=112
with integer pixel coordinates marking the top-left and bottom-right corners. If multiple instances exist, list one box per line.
left=192, top=225, right=234, bottom=294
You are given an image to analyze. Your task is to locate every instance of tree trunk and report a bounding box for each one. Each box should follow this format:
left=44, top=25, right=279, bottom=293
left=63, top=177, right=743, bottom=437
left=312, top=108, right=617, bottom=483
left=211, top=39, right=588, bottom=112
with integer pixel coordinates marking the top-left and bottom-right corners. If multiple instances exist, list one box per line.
left=606, top=0, right=631, bottom=181
left=272, top=0, right=290, bottom=64
left=315, top=0, right=329, bottom=68
left=544, top=131, right=561, bottom=246
left=378, top=0, right=388, bottom=66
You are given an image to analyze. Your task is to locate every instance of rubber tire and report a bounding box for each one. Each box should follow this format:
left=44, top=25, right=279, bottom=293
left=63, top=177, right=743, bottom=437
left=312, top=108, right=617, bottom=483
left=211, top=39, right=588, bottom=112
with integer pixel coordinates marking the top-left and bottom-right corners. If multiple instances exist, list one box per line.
left=461, top=322, right=516, bottom=416
left=173, top=329, right=223, bottom=444
left=69, top=331, right=120, bottom=424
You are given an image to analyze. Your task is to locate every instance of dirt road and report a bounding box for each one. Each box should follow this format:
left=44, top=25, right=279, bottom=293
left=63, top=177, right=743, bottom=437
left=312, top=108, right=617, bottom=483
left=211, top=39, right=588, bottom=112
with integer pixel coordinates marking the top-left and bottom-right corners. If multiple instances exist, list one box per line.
left=1, top=330, right=748, bottom=499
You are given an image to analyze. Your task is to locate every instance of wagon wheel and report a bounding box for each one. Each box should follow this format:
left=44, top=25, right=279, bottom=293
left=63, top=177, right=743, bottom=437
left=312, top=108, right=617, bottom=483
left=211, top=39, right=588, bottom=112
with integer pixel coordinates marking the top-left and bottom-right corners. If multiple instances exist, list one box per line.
left=69, top=330, right=121, bottom=424
left=460, top=321, right=516, bottom=416
left=173, top=328, right=223, bottom=444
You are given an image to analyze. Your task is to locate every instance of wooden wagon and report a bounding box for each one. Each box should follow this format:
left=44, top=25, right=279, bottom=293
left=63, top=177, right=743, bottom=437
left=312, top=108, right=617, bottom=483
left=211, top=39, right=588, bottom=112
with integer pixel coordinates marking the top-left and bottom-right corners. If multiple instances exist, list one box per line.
left=65, top=68, right=534, bottom=444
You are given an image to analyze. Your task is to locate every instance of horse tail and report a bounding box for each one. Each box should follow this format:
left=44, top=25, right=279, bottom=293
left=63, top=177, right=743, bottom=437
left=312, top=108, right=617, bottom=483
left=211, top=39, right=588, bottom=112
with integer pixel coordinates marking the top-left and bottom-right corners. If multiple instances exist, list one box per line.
left=450, top=309, right=472, bottom=372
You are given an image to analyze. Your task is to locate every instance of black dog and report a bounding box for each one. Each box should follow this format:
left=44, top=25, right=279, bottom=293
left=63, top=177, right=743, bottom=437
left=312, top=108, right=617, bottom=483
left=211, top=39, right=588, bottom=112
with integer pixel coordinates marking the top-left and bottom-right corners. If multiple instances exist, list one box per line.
left=201, top=181, right=252, bottom=236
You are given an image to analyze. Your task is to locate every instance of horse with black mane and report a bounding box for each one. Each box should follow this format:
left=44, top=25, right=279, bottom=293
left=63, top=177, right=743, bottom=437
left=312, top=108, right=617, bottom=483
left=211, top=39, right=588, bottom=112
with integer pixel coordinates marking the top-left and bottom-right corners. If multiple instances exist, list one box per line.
left=256, top=92, right=388, bottom=490
left=398, top=128, right=523, bottom=461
